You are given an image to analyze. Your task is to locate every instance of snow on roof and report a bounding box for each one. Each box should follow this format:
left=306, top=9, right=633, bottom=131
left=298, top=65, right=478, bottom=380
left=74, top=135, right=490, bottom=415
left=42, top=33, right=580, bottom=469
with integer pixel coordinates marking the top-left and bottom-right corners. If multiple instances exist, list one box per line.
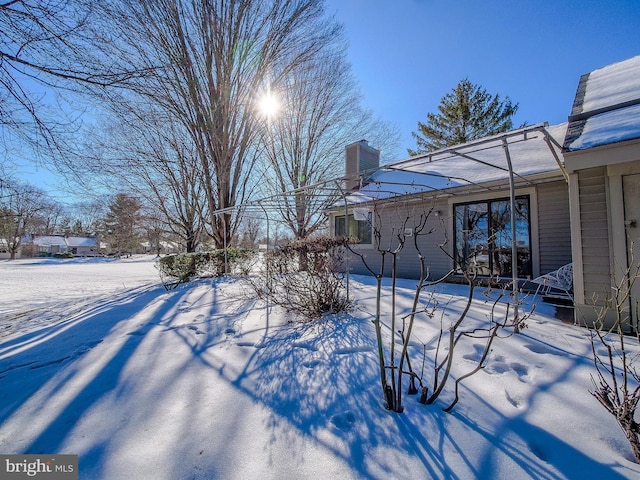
left=580, top=55, right=640, bottom=113
left=565, top=55, right=640, bottom=152
left=27, top=235, right=97, bottom=248
left=342, top=123, right=566, bottom=205
left=566, top=103, right=640, bottom=151
left=65, top=236, right=98, bottom=247
left=31, top=235, right=68, bottom=247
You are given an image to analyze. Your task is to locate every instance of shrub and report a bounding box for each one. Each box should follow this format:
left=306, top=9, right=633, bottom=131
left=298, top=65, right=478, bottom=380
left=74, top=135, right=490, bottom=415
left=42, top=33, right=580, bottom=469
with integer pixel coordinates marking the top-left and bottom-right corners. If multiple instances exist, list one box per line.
left=252, top=235, right=351, bottom=319
left=157, top=248, right=257, bottom=289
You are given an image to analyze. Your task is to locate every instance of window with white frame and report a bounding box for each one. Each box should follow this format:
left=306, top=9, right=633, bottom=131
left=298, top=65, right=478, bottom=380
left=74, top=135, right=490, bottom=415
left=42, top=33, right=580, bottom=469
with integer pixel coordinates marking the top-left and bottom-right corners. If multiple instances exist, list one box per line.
left=453, top=196, right=532, bottom=278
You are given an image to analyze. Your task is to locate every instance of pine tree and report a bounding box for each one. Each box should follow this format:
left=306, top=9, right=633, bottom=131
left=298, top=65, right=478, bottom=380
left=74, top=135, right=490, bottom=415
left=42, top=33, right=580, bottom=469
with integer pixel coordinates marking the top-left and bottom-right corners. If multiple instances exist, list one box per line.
left=103, top=194, right=143, bottom=256
left=408, top=78, right=520, bottom=155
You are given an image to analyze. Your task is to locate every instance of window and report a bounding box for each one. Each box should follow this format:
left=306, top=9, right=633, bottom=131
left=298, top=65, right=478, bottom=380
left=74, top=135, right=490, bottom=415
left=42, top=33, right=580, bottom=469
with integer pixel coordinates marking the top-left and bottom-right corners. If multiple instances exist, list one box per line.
left=335, top=212, right=372, bottom=245
left=454, top=196, right=532, bottom=278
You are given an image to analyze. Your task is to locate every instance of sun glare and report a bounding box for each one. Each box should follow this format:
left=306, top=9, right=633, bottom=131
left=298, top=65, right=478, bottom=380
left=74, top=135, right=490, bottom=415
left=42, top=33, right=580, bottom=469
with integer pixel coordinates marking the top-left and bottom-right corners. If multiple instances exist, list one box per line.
left=258, top=92, right=280, bottom=118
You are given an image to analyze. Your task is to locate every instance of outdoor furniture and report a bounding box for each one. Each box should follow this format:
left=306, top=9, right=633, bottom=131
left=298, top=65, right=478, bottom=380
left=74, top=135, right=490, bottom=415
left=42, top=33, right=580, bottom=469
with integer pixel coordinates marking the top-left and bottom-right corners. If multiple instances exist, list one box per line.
left=532, top=263, right=574, bottom=303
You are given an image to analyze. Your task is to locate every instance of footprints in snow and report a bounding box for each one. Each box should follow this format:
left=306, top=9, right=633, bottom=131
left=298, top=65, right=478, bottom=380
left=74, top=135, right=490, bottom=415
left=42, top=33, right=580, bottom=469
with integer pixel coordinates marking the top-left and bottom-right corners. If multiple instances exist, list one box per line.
left=330, top=411, right=356, bottom=431
left=504, top=389, right=525, bottom=409
left=160, top=302, right=374, bottom=361
left=177, top=300, right=192, bottom=313
left=302, top=359, right=322, bottom=368
left=522, top=342, right=563, bottom=356
left=463, top=345, right=530, bottom=380
left=188, top=325, right=205, bottom=335
left=1, top=340, right=104, bottom=373
left=486, top=357, right=529, bottom=379
left=334, top=346, right=373, bottom=355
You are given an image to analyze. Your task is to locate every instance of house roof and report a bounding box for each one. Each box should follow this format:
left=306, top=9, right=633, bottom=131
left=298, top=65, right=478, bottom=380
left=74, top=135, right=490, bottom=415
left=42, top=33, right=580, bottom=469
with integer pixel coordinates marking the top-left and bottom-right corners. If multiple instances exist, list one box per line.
left=563, top=55, right=640, bottom=152
left=65, top=236, right=98, bottom=247
left=31, top=235, right=68, bottom=247
left=341, top=122, right=567, bottom=205
left=27, top=235, right=97, bottom=248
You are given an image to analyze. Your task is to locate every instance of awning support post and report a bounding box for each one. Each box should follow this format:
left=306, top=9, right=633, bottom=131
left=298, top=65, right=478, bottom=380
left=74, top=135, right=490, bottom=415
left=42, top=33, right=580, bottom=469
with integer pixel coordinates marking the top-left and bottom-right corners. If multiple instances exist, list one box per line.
left=502, top=138, right=520, bottom=333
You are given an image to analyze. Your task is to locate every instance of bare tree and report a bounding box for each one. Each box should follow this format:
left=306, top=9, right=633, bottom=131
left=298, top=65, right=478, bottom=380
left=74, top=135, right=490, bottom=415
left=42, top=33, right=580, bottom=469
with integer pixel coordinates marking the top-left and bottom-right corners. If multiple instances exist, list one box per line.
left=86, top=0, right=338, bottom=251
left=0, top=177, right=50, bottom=259
left=140, top=207, right=169, bottom=256
left=0, top=0, right=149, bottom=154
left=238, top=215, right=262, bottom=249
left=82, top=107, right=207, bottom=253
left=260, top=45, right=400, bottom=241
left=29, top=198, right=64, bottom=235
left=65, top=199, right=106, bottom=236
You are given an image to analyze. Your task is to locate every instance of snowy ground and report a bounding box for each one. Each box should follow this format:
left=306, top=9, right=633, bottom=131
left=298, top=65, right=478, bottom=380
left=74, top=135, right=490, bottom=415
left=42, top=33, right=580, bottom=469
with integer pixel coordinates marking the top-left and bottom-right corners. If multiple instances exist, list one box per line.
left=1, top=255, right=639, bottom=479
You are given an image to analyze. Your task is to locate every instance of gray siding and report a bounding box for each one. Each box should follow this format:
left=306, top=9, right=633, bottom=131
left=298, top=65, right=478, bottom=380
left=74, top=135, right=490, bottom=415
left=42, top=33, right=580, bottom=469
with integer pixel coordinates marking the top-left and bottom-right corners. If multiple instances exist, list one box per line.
left=345, top=197, right=450, bottom=280
left=343, top=178, right=573, bottom=281
left=578, top=167, right=611, bottom=300
left=537, top=181, right=572, bottom=274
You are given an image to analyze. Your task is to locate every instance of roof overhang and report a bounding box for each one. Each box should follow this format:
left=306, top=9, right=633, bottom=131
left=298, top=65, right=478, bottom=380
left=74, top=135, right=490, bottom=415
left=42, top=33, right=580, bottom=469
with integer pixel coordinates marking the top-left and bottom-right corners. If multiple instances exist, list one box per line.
left=564, top=136, right=640, bottom=172
left=335, top=123, right=568, bottom=207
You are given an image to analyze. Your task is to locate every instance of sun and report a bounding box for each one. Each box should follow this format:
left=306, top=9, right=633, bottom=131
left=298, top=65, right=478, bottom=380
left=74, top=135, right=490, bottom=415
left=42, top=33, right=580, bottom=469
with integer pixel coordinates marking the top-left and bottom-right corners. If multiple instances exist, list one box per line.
left=258, top=91, right=280, bottom=119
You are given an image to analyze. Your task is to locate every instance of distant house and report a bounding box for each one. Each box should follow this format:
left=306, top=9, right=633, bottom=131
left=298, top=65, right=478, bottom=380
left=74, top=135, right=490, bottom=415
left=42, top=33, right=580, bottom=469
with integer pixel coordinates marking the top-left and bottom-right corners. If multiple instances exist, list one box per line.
left=65, top=236, right=99, bottom=256
left=30, top=235, right=68, bottom=256
left=23, top=234, right=99, bottom=257
left=140, top=240, right=181, bottom=255
left=563, top=55, right=640, bottom=331
left=328, top=124, right=572, bottom=283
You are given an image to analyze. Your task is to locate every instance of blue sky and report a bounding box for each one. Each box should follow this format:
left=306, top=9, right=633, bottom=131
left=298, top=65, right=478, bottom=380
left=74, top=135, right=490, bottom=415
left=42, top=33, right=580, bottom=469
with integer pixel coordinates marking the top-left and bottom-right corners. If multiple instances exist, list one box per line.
left=324, top=0, right=640, bottom=155
left=8, top=0, right=640, bottom=201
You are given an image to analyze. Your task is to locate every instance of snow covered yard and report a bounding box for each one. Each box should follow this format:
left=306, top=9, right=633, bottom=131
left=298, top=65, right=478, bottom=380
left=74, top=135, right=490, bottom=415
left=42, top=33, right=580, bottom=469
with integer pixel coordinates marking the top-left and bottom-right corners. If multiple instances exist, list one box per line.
left=1, top=256, right=639, bottom=479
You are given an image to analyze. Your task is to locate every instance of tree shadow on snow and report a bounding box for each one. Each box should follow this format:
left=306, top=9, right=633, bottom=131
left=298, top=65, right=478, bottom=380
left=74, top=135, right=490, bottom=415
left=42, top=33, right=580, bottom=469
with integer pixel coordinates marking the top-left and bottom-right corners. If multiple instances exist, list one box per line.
left=2, top=276, right=636, bottom=479
left=0, top=284, right=181, bottom=454
left=174, top=278, right=637, bottom=480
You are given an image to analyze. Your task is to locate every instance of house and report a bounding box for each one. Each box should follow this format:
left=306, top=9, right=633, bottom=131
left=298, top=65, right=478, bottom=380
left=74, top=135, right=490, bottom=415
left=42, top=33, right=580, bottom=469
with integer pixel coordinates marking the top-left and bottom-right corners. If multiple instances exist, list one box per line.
left=24, top=234, right=99, bottom=257
left=65, top=236, right=99, bottom=256
left=329, top=54, right=640, bottom=332
left=563, top=55, right=640, bottom=331
left=330, top=124, right=572, bottom=284
left=29, top=235, right=68, bottom=256
left=140, top=240, right=181, bottom=255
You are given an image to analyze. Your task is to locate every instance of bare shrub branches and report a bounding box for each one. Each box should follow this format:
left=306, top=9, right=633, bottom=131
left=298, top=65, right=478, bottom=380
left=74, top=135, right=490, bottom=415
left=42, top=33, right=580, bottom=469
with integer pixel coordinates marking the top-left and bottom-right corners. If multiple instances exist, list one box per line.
left=250, top=235, right=351, bottom=319
left=347, top=200, right=530, bottom=413
left=589, top=242, right=640, bottom=462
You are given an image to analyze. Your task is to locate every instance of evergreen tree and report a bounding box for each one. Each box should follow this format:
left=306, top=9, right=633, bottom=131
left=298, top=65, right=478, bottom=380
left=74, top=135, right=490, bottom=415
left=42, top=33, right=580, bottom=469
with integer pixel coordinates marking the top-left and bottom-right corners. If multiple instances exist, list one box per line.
left=408, top=78, right=520, bottom=155
left=103, top=194, right=143, bottom=256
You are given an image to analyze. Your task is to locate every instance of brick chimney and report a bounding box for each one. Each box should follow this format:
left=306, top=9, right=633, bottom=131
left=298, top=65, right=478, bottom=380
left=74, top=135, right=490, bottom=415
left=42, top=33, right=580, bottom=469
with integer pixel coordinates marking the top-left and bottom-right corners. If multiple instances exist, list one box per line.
left=345, top=140, right=380, bottom=190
